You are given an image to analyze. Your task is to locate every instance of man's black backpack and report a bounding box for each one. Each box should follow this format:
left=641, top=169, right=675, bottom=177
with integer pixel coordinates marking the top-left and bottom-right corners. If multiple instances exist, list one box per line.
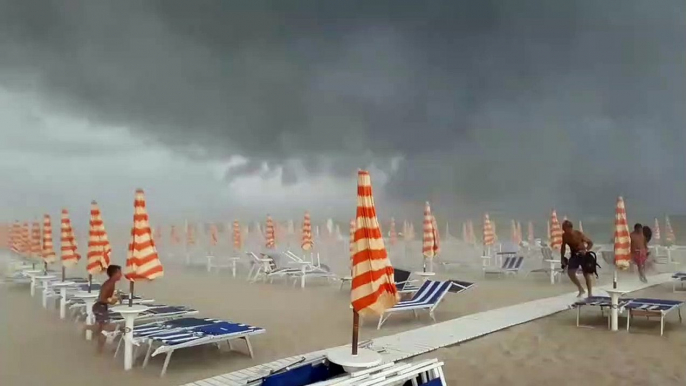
left=581, top=251, right=601, bottom=278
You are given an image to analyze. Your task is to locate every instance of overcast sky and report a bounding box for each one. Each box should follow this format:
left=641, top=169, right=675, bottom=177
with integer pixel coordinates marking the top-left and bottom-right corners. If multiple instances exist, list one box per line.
left=0, top=0, right=684, bottom=227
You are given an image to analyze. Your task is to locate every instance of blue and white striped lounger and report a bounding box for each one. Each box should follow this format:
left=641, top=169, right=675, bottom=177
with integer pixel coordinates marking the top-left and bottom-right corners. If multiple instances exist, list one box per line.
left=142, top=321, right=266, bottom=376
left=623, top=298, right=683, bottom=336
left=113, top=317, right=220, bottom=358
left=483, top=256, right=525, bottom=276
left=377, top=280, right=473, bottom=329
left=571, top=296, right=632, bottom=328
left=109, top=304, right=198, bottom=324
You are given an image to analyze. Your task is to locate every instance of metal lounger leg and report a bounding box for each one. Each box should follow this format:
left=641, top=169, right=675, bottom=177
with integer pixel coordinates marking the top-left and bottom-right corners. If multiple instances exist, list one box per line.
left=660, top=312, right=665, bottom=336
left=576, top=306, right=580, bottom=327
left=114, top=335, right=123, bottom=358
left=626, top=310, right=631, bottom=332
left=160, top=350, right=174, bottom=377
left=227, top=339, right=234, bottom=351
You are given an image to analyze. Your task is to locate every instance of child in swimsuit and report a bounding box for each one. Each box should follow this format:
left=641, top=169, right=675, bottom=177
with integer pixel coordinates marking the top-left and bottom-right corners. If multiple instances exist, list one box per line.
left=93, top=265, right=122, bottom=353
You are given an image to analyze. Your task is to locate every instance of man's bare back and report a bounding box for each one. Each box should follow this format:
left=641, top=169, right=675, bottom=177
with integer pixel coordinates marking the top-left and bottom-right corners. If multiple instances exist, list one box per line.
left=562, top=230, right=592, bottom=254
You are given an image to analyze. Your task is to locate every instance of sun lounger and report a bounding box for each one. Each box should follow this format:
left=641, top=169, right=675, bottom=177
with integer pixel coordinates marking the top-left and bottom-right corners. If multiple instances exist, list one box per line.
left=300, top=358, right=446, bottom=386
left=141, top=320, right=265, bottom=376
left=570, top=296, right=632, bottom=328
left=377, top=280, right=473, bottom=329
left=108, top=304, right=198, bottom=325
left=623, top=298, right=683, bottom=336
left=483, top=255, right=524, bottom=276
left=246, top=252, right=301, bottom=282
left=671, top=273, right=686, bottom=292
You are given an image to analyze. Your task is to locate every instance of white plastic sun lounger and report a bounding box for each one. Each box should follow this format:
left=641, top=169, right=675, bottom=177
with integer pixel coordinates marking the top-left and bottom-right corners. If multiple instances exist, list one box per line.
left=377, top=280, right=474, bottom=329
left=623, top=298, right=683, bottom=336
left=142, top=320, right=265, bottom=376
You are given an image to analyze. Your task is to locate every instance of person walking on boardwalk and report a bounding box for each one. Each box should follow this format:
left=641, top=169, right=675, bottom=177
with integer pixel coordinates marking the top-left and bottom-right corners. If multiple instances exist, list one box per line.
left=561, top=220, right=595, bottom=298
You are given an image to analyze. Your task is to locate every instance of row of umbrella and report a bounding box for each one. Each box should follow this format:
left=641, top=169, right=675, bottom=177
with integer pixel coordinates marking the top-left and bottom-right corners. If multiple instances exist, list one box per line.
left=4, top=190, right=163, bottom=303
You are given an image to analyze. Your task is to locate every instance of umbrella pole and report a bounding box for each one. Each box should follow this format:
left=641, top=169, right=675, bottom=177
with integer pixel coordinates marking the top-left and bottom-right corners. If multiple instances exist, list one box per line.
left=43, top=262, right=47, bottom=275
left=613, top=268, right=618, bottom=289
left=88, top=274, right=92, bottom=293
left=351, top=310, right=359, bottom=356
left=61, top=266, right=65, bottom=282
left=128, top=281, right=134, bottom=307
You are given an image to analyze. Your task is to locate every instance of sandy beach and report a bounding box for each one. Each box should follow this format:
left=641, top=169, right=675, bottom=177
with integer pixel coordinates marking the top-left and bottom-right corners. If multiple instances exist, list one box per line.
left=1, top=245, right=685, bottom=386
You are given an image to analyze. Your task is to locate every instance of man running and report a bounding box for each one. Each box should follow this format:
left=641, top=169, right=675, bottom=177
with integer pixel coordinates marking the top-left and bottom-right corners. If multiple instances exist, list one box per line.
left=561, top=220, right=594, bottom=297
left=631, top=223, right=648, bottom=283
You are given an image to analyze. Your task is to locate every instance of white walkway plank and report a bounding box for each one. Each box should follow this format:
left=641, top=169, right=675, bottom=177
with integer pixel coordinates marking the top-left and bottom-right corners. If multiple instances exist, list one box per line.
left=180, top=273, right=673, bottom=385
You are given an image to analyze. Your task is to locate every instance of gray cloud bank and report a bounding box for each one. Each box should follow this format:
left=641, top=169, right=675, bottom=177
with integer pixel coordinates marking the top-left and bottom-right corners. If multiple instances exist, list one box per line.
left=0, top=0, right=684, bottom=217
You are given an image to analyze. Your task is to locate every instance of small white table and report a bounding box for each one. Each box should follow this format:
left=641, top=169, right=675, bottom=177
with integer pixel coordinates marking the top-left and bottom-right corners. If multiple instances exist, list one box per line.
left=23, top=270, right=43, bottom=297
left=326, top=347, right=382, bottom=373
left=206, top=255, right=215, bottom=273
left=51, top=281, right=76, bottom=319
left=72, top=291, right=99, bottom=340
left=413, top=271, right=436, bottom=283
left=605, top=289, right=631, bottom=331
left=111, top=304, right=150, bottom=371
left=34, top=275, right=57, bottom=308
left=290, top=261, right=311, bottom=289
left=480, top=255, right=492, bottom=268
left=543, top=259, right=560, bottom=285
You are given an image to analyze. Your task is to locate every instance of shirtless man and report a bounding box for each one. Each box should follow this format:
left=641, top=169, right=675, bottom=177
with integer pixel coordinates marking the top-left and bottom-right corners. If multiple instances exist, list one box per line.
left=630, top=223, right=648, bottom=283
left=561, top=220, right=594, bottom=297
left=92, top=265, right=122, bottom=353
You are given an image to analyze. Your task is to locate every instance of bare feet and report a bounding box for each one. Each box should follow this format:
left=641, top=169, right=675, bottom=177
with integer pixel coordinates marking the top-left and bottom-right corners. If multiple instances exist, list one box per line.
left=577, top=289, right=586, bottom=298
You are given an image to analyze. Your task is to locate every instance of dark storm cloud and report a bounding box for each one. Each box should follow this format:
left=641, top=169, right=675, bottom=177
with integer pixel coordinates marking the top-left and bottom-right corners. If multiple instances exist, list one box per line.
left=0, top=0, right=684, bottom=216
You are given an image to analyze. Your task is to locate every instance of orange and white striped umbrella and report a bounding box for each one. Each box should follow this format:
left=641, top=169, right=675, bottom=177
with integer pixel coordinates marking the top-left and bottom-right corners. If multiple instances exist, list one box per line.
left=301, top=212, right=313, bottom=251
left=665, top=215, right=676, bottom=244
left=125, top=189, right=164, bottom=281
left=527, top=221, right=534, bottom=245
left=60, top=209, right=80, bottom=267
left=549, top=210, right=563, bottom=251
left=0, top=223, right=9, bottom=250
left=431, top=215, right=441, bottom=253
left=186, top=222, right=196, bottom=246
left=209, top=224, right=219, bottom=247
left=265, top=215, right=275, bottom=249
left=30, top=221, right=42, bottom=260
left=170, top=225, right=181, bottom=245
left=510, top=220, right=518, bottom=244
left=613, top=197, right=631, bottom=270
left=491, top=220, right=498, bottom=242
left=87, top=201, right=112, bottom=275
left=654, top=218, right=661, bottom=241
left=422, top=202, right=439, bottom=259
left=578, top=220, right=584, bottom=233
left=20, top=222, right=30, bottom=257
left=483, top=213, right=495, bottom=246
left=516, top=221, right=522, bottom=245
left=349, top=219, right=355, bottom=255
left=42, top=214, right=56, bottom=264
left=10, top=221, right=21, bottom=254
left=232, top=220, right=242, bottom=251
left=389, top=218, right=397, bottom=245
left=351, top=170, right=398, bottom=316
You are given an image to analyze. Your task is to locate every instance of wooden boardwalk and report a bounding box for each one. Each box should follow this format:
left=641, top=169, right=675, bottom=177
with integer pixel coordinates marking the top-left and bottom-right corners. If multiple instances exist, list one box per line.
left=180, top=273, right=674, bottom=386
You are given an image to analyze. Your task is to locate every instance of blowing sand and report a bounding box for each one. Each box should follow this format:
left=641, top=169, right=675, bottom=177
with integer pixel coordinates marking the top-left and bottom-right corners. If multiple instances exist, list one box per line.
left=1, top=245, right=685, bottom=386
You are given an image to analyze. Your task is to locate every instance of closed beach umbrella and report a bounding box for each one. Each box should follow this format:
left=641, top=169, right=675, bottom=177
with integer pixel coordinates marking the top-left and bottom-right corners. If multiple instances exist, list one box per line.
left=125, top=189, right=164, bottom=305
left=42, top=215, right=56, bottom=265
left=87, top=201, right=112, bottom=290
left=549, top=210, right=563, bottom=251
left=516, top=221, right=523, bottom=245
left=265, top=215, right=275, bottom=249
left=154, top=226, right=162, bottom=245
left=468, top=220, right=476, bottom=244
left=351, top=170, right=399, bottom=354
left=301, top=212, right=313, bottom=251
left=527, top=221, right=534, bottom=246
left=60, top=209, right=80, bottom=281
left=232, top=220, right=242, bottom=252
left=422, top=202, right=439, bottom=271
left=20, top=222, right=30, bottom=258
left=432, top=215, right=441, bottom=253
left=510, top=220, right=518, bottom=244
left=186, top=221, right=196, bottom=246
left=665, top=216, right=675, bottom=244
left=30, top=221, right=42, bottom=263
left=349, top=219, right=355, bottom=255
left=170, top=225, right=180, bottom=245
left=613, top=197, right=631, bottom=287
left=209, top=223, right=218, bottom=248
left=10, top=221, right=21, bottom=255
left=653, top=218, right=661, bottom=242
left=483, top=213, right=495, bottom=247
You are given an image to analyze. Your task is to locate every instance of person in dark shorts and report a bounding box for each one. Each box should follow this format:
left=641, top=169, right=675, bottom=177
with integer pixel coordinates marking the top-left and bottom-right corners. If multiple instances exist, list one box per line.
left=560, top=220, right=594, bottom=298
left=92, top=265, right=122, bottom=353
